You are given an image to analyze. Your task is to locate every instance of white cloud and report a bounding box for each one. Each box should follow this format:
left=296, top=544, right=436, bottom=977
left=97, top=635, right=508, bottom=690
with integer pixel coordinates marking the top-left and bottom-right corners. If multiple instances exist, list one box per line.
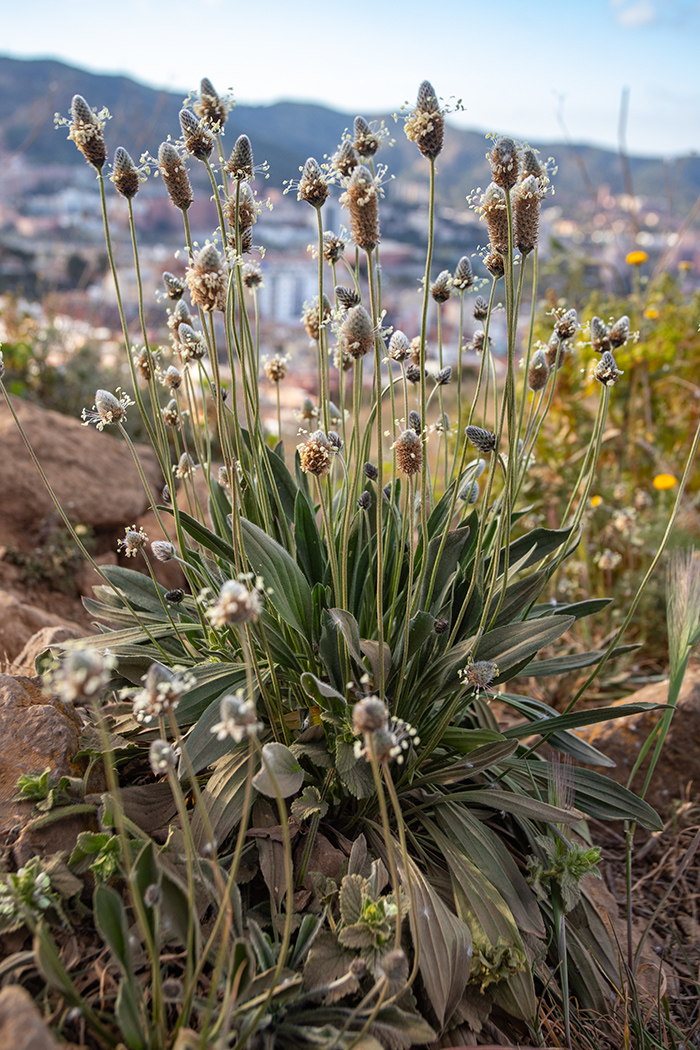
left=611, top=0, right=657, bottom=25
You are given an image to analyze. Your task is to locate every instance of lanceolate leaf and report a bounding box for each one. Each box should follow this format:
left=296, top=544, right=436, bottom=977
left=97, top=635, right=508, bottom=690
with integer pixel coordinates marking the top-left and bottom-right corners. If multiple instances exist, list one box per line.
left=474, top=614, right=576, bottom=680
left=390, top=849, right=472, bottom=1029
left=501, top=701, right=662, bottom=740
left=241, top=518, right=313, bottom=636
left=496, top=525, right=574, bottom=573
left=294, top=490, right=326, bottom=587
left=252, top=742, right=305, bottom=798
left=515, top=644, right=639, bottom=677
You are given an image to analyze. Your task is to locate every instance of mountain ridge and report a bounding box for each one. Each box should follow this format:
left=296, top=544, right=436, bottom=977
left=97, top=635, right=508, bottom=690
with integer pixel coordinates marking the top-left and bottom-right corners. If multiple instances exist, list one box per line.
left=1, top=54, right=699, bottom=213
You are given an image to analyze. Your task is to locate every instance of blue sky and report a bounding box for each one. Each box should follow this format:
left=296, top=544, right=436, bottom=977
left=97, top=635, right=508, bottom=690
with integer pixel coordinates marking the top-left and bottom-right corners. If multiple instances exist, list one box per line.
left=4, top=0, right=700, bottom=156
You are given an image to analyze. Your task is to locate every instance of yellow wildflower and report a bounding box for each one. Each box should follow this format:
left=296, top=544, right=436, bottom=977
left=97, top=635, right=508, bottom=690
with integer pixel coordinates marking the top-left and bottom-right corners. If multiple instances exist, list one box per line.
left=626, top=250, right=648, bottom=266
left=653, top=473, right=677, bottom=491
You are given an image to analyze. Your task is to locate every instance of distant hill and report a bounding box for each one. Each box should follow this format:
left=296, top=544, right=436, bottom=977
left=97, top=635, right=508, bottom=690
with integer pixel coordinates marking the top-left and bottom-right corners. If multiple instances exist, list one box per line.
left=1, top=54, right=699, bottom=215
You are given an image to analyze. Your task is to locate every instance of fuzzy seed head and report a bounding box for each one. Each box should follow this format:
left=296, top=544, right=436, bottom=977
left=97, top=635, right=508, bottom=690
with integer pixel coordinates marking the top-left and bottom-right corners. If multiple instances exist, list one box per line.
left=357, top=490, right=372, bottom=510
left=481, top=183, right=509, bottom=254
left=227, top=135, right=254, bottom=180
left=408, top=410, right=421, bottom=434
left=342, top=165, right=380, bottom=252
left=47, top=648, right=114, bottom=706
left=177, top=323, right=206, bottom=361
left=594, top=350, right=623, bottom=386
left=591, top=316, right=611, bottom=353
left=452, top=256, right=474, bottom=291
left=133, top=346, right=151, bottom=381
left=353, top=115, right=381, bottom=158
left=207, top=580, right=262, bottom=628
left=163, top=272, right=185, bottom=300
left=405, top=80, right=444, bottom=159
left=210, top=691, right=262, bottom=742
left=394, top=429, right=423, bottom=476
left=364, top=461, right=379, bottom=480
left=242, top=262, right=263, bottom=289
left=341, top=304, right=375, bottom=359
left=162, top=399, right=179, bottom=427
left=298, top=157, right=329, bottom=208
left=388, top=330, right=411, bottom=362
left=186, top=244, right=227, bottom=312
left=264, top=355, right=290, bottom=382
left=609, top=315, right=630, bottom=349
left=149, top=740, right=177, bottom=775
left=527, top=348, right=550, bottom=391
left=158, top=142, right=193, bottom=211
left=466, top=425, right=497, bottom=453
left=164, top=365, right=182, bottom=390
left=431, top=270, right=452, bottom=303
left=86, top=389, right=130, bottom=430
left=460, top=480, right=480, bottom=504
left=332, top=139, right=358, bottom=177
left=179, top=108, right=214, bottom=160
left=322, top=230, right=347, bottom=264
left=301, top=295, right=332, bottom=340
left=353, top=696, right=388, bottom=734
left=484, top=251, right=505, bottom=279
left=297, top=430, right=334, bottom=476
left=225, top=182, right=258, bottom=231
left=545, top=333, right=564, bottom=368
left=434, top=366, right=452, bottom=386
left=473, top=296, right=489, bottom=321
left=151, top=540, right=177, bottom=562
left=521, top=149, right=543, bottom=179
left=112, top=147, right=140, bottom=199
left=554, top=308, right=578, bottom=340
left=514, top=174, right=541, bottom=256
left=490, top=136, right=519, bottom=190
left=166, top=589, right=184, bottom=603
left=459, top=658, right=499, bottom=691
left=335, top=285, right=361, bottom=310
left=196, top=77, right=227, bottom=127
left=332, top=345, right=354, bottom=371
left=405, top=363, right=423, bottom=384
left=134, top=663, right=192, bottom=723
left=68, top=95, right=106, bottom=170
left=175, top=452, right=197, bottom=478
left=470, top=330, right=491, bottom=353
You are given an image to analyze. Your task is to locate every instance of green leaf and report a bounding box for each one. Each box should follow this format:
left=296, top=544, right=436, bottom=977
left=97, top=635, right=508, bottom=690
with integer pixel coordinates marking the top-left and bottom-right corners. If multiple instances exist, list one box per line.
left=415, top=741, right=517, bottom=786
left=501, top=701, right=663, bottom=739
left=191, top=749, right=253, bottom=851
left=504, top=759, right=663, bottom=830
left=339, top=873, right=366, bottom=925
left=516, top=644, right=639, bottom=677
left=327, top=608, right=364, bottom=668
left=94, top=883, right=133, bottom=975
left=241, top=518, right=313, bottom=636
left=295, top=490, right=327, bottom=587
left=497, top=525, right=574, bottom=573
left=418, top=526, right=471, bottom=612
left=335, top=739, right=374, bottom=798
left=98, top=564, right=172, bottom=615
left=398, top=852, right=472, bottom=1028
left=529, top=597, right=611, bottom=621
left=432, top=803, right=543, bottom=938
left=115, top=978, right=147, bottom=1050
left=474, top=614, right=576, bottom=680
left=460, top=788, right=582, bottom=824
left=372, top=1005, right=436, bottom=1048
left=170, top=508, right=237, bottom=567
left=253, top=742, right=305, bottom=799
left=265, top=443, right=299, bottom=522
left=291, top=786, right=328, bottom=820
left=300, top=672, right=347, bottom=723
left=487, top=570, right=549, bottom=629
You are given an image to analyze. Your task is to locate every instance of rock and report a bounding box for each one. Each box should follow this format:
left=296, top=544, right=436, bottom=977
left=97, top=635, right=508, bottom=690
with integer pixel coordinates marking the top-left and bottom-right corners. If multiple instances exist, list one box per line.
left=0, top=984, right=61, bottom=1049
left=0, top=674, right=81, bottom=836
left=75, top=550, right=118, bottom=600
left=0, top=591, right=84, bottom=666
left=10, top=625, right=85, bottom=676
left=0, top=396, right=162, bottom=551
left=575, top=663, right=700, bottom=816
